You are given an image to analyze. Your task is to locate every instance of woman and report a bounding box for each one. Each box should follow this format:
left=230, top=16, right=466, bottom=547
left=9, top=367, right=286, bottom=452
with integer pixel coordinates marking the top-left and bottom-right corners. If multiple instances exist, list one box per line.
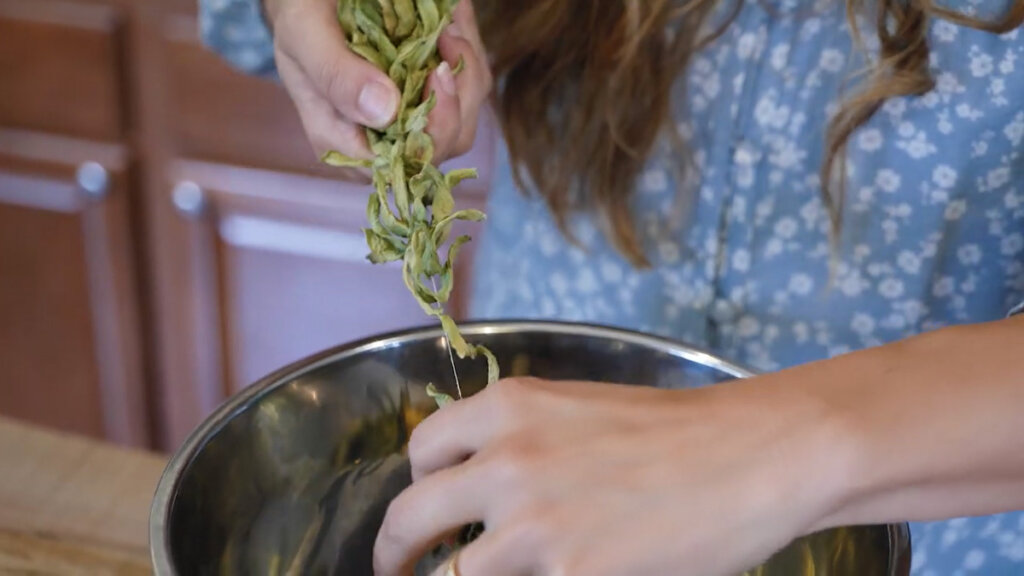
left=201, top=0, right=1024, bottom=574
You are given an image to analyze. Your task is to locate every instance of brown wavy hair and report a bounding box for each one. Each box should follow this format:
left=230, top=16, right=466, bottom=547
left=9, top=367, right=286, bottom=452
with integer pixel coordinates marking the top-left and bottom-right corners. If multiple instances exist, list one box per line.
left=475, top=0, right=1024, bottom=266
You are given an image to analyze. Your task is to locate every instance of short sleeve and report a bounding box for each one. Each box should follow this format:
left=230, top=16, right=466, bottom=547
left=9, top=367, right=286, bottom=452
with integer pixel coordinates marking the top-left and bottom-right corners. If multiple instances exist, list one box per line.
left=198, top=0, right=277, bottom=77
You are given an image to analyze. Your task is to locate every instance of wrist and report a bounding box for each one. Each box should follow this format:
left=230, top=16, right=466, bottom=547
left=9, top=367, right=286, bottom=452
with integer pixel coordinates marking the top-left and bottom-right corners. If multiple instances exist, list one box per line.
left=706, top=371, right=865, bottom=537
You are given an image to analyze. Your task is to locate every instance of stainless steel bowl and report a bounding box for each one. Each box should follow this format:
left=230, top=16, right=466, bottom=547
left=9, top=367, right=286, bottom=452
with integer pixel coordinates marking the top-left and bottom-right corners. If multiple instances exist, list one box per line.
left=151, top=321, right=910, bottom=575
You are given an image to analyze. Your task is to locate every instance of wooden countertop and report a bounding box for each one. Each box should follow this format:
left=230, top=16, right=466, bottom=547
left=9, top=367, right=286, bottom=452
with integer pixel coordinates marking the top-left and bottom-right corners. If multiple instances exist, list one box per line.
left=0, top=417, right=166, bottom=574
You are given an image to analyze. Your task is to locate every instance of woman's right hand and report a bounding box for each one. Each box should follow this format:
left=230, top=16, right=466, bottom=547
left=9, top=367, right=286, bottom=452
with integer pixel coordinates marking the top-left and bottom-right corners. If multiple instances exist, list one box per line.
left=263, top=0, right=493, bottom=174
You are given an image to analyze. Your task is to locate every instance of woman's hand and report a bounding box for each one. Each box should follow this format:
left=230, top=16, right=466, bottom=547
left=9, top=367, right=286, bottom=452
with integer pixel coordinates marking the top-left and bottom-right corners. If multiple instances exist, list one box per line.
left=263, top=0, right=492, bottom=173
left=373, top=377, right=848, bottom=576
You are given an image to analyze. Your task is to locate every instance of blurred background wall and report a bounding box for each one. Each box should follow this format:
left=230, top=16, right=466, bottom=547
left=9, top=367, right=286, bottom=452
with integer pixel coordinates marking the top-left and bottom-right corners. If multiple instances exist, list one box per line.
left=0, top=0, right=492, bottom=452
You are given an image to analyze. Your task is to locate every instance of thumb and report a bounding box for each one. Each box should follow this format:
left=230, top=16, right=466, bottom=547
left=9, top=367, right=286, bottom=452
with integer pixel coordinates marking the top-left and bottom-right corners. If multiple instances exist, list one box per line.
left=275, top=1, right=400, bottom=128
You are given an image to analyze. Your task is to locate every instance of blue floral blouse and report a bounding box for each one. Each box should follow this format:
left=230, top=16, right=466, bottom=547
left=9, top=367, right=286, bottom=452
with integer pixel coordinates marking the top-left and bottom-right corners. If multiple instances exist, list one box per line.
left=201, top=0, right=1024, bottom=573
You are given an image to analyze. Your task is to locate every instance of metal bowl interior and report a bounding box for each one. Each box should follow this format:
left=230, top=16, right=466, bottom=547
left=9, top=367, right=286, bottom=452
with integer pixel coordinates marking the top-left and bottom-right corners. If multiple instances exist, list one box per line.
left=151, top=321, right=910, bottom=576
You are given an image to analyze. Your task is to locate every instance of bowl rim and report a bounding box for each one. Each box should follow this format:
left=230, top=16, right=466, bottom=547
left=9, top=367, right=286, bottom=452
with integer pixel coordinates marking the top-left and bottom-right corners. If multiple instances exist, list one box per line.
left=148, top=320, right=908, bottom=574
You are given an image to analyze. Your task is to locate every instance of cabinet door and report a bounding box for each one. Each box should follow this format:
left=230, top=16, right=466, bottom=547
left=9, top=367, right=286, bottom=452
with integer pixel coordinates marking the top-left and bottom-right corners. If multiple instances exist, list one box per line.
left=0, top=0, right=125, bottom=141
left=157, top=160, right=487, bottom=447
left=0, top=130, right=147, bottom=446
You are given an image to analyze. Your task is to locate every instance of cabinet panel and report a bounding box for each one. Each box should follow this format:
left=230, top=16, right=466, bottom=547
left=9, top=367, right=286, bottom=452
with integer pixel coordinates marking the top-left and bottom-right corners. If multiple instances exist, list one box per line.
left=163, top=14, right=328, bottom=175
left=0, top=0, right=125, bottom=141
left=158, top=160, right=485, bottom=445
left=218, top=214, right=438, bottom=390
left=0, top=130, right=147, bottom=446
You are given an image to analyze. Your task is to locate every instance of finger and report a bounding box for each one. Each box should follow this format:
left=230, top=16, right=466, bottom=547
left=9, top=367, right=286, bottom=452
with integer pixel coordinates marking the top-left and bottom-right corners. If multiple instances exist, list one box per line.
left=374, top=463, right=490, bottom=576
left=424, top=61, right=463, bottom=162
left=437, top=27, right=491, bottom=157
left=408, top=390, right=498, bottom=482
left=277, top=50, right=373, bottom=157
left=451, top=0, right=488, bottom=60
left=274, top=0, right=400, bottom=128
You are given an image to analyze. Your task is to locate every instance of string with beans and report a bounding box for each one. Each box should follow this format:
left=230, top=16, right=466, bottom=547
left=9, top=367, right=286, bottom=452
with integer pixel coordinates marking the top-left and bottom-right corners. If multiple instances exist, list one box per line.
left=323, top=0, right=499, bottom=402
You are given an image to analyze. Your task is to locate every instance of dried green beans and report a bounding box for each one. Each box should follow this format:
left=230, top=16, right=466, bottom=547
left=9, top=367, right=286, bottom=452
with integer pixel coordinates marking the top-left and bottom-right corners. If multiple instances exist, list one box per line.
left=325, top=0, right=498, bottom=398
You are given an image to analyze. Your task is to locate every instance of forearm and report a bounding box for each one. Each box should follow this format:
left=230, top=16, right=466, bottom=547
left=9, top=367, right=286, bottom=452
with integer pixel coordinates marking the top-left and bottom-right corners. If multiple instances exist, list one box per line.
left=799, top=316, right=1024, bottom=529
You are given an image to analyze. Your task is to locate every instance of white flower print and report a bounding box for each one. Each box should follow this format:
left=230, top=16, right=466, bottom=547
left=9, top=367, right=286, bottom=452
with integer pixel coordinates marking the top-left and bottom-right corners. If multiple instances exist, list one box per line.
left=990, top=77, right=1007, bottom=106
left=936, top=72, right=965, bottom=96
left=769, top=139, right=806, bottom=169
left=736, top=31, right=762, bottom=60
left=875, top=169, right=902, bottom=193
left=933, top=276, right=956, bottom=298
left=899, top=133, right=939, bottom=159
left=792, top=322, right=810, bottom=343
left=945, top=199, right=968, bottom=221
left=962, top=274, right=977, bottom=294
left=1006, top=190, right=1022, bottom=211
left=879, top=278, right=905, bottom=299
left=933, top=165, right=958, bottom=188
left=858, top=128, right=884, bottom=152
left=958, top=244, right=983, bottom=265
left=789, top=273, right=814, bottom=295
left=963, top=549, right=986, bottom=570
left=882, top=219, right=899, bottom=244
left=737, top=316, right=761, bottom=337
left=839, top=271, right=868, bottom=297
left=933, top=20, right=959, bottom=43
left=819, top=49, right=845, bottom=73
left=1002, top=233, right=1024, bottom=257
left=920, top=91, right=941, bottom=109
left=770, top=44, right=790, bottom=70
left=987, top=166, right=1011, bottom=189
left=937, top=110, right=954, bottom=134
left=898, top=121, right=917, bottom=138
left=882, top=98, right=907, bottom=119
left=731, top=249, right=751, bottom=271
left=856, top=186, right=875, bottom=206
left=957, top=103, right=985, bottom=121
left=898, top=251, right=922, bottom=274
left=999, top=49, right=1016, bottom=75
left=754, top=93, right=791, bottom=129
left=549, top=272, right=569, bottom=296
left=774, top=217, right=799, bottom=239
left=970, top=50, right=995, bottom=77
left=642, top=169, right=668, bottom=192
left=575, top=268, right=599, bottom=294
left=851, top=313, right=876, bottom=335
left=1005, top=112, right=1024, bottom=146
left=930, top=188, right=950, bottom=203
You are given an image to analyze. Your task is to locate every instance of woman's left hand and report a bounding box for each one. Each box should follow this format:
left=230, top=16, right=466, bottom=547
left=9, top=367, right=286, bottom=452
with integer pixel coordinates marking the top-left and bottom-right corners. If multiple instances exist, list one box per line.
left=373, top=376, right=850, bottom=576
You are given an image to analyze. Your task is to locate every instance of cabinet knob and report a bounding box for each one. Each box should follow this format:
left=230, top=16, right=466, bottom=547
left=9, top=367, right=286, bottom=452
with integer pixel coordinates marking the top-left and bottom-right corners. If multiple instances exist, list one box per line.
left=76, top=162, right=109, bottom=200
left=172, top=181, right=206, bottom=218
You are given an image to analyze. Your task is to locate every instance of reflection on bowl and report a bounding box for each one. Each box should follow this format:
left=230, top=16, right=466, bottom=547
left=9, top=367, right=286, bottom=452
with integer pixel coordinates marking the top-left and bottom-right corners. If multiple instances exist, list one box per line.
left=150, top=321, right=910, bottom=575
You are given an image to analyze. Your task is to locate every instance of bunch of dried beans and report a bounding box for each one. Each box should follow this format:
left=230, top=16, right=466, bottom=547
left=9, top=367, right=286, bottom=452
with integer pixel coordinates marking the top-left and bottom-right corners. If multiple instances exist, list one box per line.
left=325, top=0, right=499, bottom=397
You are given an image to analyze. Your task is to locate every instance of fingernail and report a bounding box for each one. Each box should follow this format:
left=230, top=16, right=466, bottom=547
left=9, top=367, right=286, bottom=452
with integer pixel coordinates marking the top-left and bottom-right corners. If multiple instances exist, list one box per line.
left=446, top=22, right=464, bottom=39
left=358, top=81, right=397, bottom=126
left=436, top=62, right=456, bottom=96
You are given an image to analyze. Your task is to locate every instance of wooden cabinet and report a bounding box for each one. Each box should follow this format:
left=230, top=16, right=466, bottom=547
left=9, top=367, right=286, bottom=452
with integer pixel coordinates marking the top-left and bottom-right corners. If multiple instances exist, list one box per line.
left=0, top=0, right=126, bottom=141
left=142, top=9, right=493, bottom=447
left=0, top=0, right=150, bottom=447
left=0, top=0, right=495, bottom=448
left=0, top=130, right=147, bottom=447
left=0, top=0, right=495, bottom=449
